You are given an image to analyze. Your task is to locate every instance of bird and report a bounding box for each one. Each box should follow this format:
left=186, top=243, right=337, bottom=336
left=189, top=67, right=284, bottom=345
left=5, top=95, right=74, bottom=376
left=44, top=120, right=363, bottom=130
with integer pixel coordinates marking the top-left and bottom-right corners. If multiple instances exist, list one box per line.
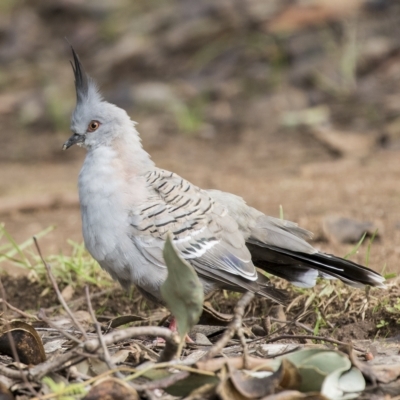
left=63, top=47, right=385, bottom=310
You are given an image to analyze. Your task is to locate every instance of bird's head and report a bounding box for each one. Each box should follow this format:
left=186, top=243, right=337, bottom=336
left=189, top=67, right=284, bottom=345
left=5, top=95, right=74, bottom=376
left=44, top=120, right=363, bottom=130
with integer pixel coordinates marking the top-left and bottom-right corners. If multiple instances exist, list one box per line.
left=63, top=47, right=131, bottom=151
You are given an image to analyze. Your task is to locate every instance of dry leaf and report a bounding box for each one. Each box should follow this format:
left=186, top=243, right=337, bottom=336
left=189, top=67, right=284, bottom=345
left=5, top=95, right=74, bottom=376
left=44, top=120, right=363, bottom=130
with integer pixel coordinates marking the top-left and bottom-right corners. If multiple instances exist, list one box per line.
left=61, top=284, right=74, bottom=302
left=0, top=321, right=46, bottom=365
left=0, top=381, right=14, bottom=400
left=196, top=356, right=275, bottom=373
left=229, top=362, right=282, bottom=398
left=83, top=378, right=139, bottom=400
left=261, top=391, right=329, bottom=400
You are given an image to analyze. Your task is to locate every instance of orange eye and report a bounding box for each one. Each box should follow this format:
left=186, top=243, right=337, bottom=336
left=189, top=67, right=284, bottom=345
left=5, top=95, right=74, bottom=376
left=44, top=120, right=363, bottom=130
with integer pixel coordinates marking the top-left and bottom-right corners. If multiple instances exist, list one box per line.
left=88, top=120, right=100, bottom=132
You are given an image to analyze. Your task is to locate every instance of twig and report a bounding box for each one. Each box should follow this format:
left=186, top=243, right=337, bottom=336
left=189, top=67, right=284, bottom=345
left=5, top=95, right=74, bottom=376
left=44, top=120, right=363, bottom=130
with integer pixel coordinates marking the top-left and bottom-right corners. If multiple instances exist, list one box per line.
left=0, top=363, right=28, bottom=379
left=0, top=299, right=39, bottom=320
left=201, top=291, right=255, bottom=361
left=33, top=236, right=88, bottom=340
left=38, top=308, right=83, bottom=345
left=269, top=317, right=315, bottom=334
left=264, top=334, right=365, bottom=352
left=85, top=286, right=125, bottom=379
left=236, top=327, right=250, bottom=369
left=249, top=310, right=314, bottom=345
left=84, top=326, right=180, bottom=362
left=0, top=324, right=179, bottom=382
left=0, top=277, right=39, bottom=396
left=28, top=350, right=86, bottom=380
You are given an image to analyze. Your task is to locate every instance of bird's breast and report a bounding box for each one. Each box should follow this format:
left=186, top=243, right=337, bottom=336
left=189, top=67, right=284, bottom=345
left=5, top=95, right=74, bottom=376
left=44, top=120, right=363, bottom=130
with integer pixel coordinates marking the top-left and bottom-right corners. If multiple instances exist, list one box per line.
left=78, top=148, right=137, bottom=263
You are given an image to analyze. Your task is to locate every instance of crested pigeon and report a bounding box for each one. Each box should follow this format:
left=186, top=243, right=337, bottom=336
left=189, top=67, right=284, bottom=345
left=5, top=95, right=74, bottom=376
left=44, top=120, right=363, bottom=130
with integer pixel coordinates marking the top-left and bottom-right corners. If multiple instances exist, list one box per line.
left=63, top=47, right=385, bottom=308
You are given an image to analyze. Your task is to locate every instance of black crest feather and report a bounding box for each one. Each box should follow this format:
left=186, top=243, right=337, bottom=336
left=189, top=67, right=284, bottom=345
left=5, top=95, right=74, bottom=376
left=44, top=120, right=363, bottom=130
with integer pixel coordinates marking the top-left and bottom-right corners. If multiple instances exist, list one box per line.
left=70, top=46, right=89, bottom=102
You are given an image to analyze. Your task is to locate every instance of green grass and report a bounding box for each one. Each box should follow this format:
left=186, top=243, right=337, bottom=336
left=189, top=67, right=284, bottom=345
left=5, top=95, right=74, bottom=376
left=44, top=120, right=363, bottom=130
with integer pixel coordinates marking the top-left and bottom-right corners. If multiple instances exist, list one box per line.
left=0, top=225, right=112, bottom=289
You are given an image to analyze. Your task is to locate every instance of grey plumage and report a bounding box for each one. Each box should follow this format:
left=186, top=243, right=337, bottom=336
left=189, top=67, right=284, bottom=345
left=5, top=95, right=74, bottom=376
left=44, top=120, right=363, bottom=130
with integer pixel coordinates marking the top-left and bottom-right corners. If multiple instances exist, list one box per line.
left=63, top=48, right=385, bottom=306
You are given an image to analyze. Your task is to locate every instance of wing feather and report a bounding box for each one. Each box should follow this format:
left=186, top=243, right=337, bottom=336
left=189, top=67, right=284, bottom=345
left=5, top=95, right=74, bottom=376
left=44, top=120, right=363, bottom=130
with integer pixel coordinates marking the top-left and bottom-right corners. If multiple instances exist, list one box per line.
left=129, top=169, right=257, bottom=282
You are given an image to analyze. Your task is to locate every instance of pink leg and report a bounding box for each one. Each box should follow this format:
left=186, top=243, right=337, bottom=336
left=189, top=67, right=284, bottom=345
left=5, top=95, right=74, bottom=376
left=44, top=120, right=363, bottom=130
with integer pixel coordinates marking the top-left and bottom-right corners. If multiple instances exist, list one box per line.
left=168, top=317, right=194, bottom=343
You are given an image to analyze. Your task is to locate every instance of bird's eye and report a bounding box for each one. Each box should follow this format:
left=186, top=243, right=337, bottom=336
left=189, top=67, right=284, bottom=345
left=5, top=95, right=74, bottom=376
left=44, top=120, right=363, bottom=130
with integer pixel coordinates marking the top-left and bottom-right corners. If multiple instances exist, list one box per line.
left=88, top=120, right=100, bottom=132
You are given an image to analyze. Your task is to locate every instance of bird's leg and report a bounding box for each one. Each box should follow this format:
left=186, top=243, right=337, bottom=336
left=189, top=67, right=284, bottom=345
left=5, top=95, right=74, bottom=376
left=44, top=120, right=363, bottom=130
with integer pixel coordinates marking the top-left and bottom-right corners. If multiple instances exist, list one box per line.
left=168, top=316, right=194, bottom=343
left=154, top=316, right=194, bottom=344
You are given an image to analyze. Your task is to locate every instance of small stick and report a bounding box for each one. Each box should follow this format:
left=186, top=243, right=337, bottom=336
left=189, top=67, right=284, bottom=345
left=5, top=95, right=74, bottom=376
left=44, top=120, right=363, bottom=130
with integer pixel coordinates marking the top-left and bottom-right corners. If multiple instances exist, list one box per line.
left=33, top=236, right=88, bottom=340
left=28, top=349, right=86, bottom=381
left=236, top=327, right=250, bottom=369
left=0, top=363, right=27, bottom=379
left=38, top=308, right=83, bottom=345
left=269, top=317, right=315, bottom=334
left=0, top=277, right=39, bottom=396
left=85, top=286, right=125, bottom=379
left=264, top=334, right=365, bottom=352
left=0, top=325, right=180, bottom=382
left=0, top=299, right=39, bottom=320
left=84, top=325, right=180, bottom=363
left=201, top=291, right=255, bottom=361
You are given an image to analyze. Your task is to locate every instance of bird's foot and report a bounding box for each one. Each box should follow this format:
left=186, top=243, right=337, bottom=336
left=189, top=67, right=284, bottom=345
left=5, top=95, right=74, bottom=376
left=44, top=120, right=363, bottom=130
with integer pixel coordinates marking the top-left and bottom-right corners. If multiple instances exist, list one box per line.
left=153, top=317, right=194, bottom=344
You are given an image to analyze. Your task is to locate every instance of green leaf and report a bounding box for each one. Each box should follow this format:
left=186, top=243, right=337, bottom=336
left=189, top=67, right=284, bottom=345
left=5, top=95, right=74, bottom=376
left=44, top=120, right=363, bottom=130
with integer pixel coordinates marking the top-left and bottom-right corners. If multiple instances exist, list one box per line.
left=322, top=367, right=365, bottom=400
left=280, top=349, right=365, bottom=400
left=161, top=234, right=204, bottom=341
left=143, top=369, right=218, bottom=397
left=344, top=232, right=366, bottom=260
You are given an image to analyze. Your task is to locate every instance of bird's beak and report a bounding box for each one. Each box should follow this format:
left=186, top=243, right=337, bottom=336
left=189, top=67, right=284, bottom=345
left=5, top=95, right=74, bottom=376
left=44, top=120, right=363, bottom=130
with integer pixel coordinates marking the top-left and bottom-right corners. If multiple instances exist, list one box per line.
left=62, top=133, right=85, bottom=150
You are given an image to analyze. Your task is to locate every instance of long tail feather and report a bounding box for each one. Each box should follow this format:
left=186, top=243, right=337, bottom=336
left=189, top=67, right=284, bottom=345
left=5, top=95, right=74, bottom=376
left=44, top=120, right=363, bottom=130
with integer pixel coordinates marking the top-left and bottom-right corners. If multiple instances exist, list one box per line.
left=247, top=242, right=385, bottom=289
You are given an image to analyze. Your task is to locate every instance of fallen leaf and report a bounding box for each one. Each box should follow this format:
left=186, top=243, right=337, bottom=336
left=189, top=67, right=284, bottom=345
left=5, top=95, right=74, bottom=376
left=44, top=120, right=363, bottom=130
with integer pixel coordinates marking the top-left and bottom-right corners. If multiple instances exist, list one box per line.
left=0, top=321, right=46, bottom=365
left=89, top=349, right=131, bottom=376
left=161, top=234, right=204, bottom=341
left=61, top=284, right=74, bottom=302
left=185, top=383, right=218, bottom=400
left=261, top=391, right=329, bottom=400
left=217, top=366, right=248, bottom=400
left=0, top=381, right=14, bottom=400
left=143, top=368, right=218, bottom=397
left=279, top=358, right=302, bottom=390
left=196, top=356, right=275, bottom=373
left=281, top=349, right=365, bottom=400
left=83, top=378, right=139, bottom=400
left=199, top=302, right=233, bottom=325
left=229, top=361, right=283, bottom=398
left=108, top=314, right=147, bottom=328
left=322, top=367, right=365, bottom=400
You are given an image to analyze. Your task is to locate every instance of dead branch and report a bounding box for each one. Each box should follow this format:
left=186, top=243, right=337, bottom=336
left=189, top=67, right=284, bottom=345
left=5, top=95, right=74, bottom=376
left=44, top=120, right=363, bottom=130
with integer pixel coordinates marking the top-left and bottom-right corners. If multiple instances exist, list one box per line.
left=0, top=277, right=39, bottom=396
left=201, top=291, right=255, bottom=361
left=33, top=237, right=88, bottom=340
left=0, top=299, right=39, bottom=320
left=38, top=308, right=83, bottom=345
left=85, top=285, right=125, bottom=380
left=264, top=334, right=365, bottom=352
left=84, top=325, right=181, bottom=362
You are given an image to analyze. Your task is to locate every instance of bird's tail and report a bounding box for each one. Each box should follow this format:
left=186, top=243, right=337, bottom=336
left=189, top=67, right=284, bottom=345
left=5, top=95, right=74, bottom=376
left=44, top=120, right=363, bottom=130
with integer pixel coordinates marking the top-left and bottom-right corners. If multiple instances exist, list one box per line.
left=247, top=242, right=386, bottom=289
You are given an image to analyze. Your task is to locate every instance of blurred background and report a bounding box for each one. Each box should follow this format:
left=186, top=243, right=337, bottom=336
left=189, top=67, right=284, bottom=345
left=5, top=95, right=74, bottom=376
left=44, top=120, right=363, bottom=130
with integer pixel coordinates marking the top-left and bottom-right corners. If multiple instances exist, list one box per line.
left=0, top=0, right=399, bottom=275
